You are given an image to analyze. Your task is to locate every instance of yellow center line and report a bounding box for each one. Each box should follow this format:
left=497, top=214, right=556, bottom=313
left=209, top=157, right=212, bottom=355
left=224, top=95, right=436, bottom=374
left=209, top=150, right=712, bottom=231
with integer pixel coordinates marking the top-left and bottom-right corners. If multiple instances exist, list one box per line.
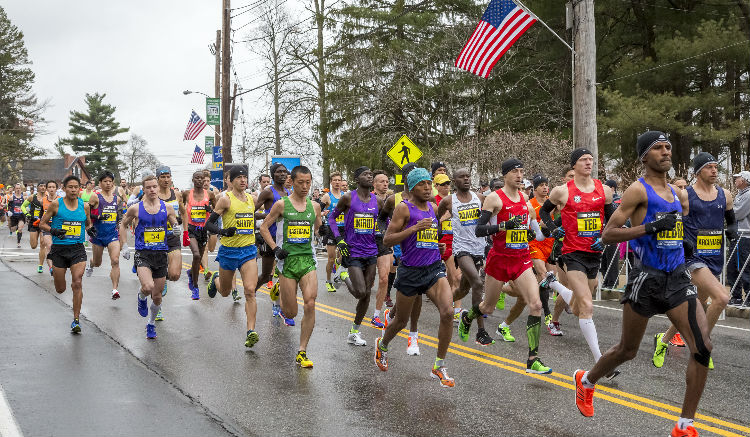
left=181, top=263, right=747, bottom=436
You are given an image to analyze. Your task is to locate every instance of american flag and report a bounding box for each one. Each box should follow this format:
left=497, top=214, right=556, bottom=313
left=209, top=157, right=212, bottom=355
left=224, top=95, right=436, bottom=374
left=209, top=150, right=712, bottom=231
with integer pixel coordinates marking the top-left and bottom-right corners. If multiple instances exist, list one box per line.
left=455, top=0, right=536, bottom=78
left=191, top=145, right=205, bottom=164
left=183, top=110, right=207, bottom=140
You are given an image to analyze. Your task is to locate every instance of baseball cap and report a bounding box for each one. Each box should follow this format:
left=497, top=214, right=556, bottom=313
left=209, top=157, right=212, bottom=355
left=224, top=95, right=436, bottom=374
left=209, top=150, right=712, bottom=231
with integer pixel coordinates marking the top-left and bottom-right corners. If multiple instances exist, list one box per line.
left=434, top=174, right=450, bottom=185
left=156, top=165, right=171, bottom=175
left=733, top=171, right=750, bottom=182
left=523, top=179, right=532, bottom=189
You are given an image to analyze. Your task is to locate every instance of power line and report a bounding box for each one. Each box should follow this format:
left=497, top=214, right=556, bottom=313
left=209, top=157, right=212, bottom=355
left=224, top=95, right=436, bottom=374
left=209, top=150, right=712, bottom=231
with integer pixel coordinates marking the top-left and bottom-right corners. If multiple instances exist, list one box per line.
left=232, top=0, right=290, bottom=33
left=607, top=0, right=744, bottom=17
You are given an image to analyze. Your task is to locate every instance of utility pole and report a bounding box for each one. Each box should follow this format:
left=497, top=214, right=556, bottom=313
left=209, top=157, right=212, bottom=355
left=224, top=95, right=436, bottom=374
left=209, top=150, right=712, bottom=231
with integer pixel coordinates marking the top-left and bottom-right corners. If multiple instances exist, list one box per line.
left=572, top=0, right=598, bottom=176
left=221, top=0, right=233, bottom=163
left=214, top=29, right=222, bottom=152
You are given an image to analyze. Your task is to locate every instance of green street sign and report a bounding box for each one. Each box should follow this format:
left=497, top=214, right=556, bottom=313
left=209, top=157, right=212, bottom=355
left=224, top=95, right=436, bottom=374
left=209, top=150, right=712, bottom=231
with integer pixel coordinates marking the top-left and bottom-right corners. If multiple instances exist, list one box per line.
left=206, top=97, right=220, bottom=125
left=204, top=136, right=214, bottom=154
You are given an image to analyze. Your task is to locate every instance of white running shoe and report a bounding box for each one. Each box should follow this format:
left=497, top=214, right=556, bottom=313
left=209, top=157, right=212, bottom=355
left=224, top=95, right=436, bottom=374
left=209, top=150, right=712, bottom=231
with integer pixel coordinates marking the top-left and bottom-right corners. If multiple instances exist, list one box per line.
left=407, top=335, right=421, bottom=356
left=547, top=321, right=563, bottom=336
left=347, top=331, right=367, bottom=346
left=85, top=266, right=94, bottom=277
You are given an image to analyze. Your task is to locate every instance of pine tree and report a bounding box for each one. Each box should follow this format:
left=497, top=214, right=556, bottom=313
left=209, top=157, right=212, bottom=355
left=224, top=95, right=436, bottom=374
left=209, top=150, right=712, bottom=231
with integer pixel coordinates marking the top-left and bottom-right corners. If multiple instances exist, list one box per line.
left=65, top=93, right=129, bottom=179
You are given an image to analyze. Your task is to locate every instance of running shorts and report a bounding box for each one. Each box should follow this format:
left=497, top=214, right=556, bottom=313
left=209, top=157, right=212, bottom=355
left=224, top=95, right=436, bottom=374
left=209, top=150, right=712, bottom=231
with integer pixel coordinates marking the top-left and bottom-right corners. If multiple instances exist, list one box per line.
left=454, top=251, right=484, bottom=271
left=90, top=232, right=119, bottom=248
left=48, top=243, right=87, bottom=269
left=376, top=236, right=393, bottom=257
left=530, top=238, right=554, bottom=262
left=27, top=221, right=39, bottom=233
left=167, top=233, right=181, bottom=253
left=277, top=254, right=317, bottom=282
left=621, top=263, right=696, bottom=318
left=325, top=226, right=346, bottom=246
left=394, top=260, right=446, bottom=297
left=134, top=250, right=168, bottom=279
left=188, top=224, right=208, bottom=247
left=217, top=245, right=258, bottom=271
left=343, top=255, right=377, bottom=270
left=10, top=214, right=25, bottom=228
left=559, top=250, right=601, bottom=279
left=485, top=249, right=532, bottom=282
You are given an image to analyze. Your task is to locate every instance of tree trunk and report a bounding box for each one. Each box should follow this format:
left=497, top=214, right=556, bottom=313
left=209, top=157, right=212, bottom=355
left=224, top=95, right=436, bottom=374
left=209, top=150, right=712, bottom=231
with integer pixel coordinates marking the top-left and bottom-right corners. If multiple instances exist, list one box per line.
left=314, top=0, right=330, bottom=186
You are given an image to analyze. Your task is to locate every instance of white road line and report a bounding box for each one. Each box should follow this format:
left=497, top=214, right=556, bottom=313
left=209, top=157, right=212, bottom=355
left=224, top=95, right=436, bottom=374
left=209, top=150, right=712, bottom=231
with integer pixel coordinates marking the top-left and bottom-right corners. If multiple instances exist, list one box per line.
left=0, top=383, right=23, bottom=437
left=592, top=303, right=750, bottom=332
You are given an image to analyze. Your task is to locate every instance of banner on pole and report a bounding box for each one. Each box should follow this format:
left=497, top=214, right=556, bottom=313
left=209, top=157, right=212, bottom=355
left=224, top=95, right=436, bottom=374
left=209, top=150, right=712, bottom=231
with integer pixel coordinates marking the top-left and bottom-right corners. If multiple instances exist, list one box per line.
left=210, top=170, right=223, bottom=191
left=204, top=136, right=214, bottom=154
left=206, top=98, right=220, bottom=125
left=212, top=145, right=223, bottom=170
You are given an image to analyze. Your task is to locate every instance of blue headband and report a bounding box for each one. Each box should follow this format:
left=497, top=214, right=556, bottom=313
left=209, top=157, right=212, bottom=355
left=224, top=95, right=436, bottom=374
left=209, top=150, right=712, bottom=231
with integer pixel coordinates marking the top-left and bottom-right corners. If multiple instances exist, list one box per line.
left=407, top=167, right=431, bottom=191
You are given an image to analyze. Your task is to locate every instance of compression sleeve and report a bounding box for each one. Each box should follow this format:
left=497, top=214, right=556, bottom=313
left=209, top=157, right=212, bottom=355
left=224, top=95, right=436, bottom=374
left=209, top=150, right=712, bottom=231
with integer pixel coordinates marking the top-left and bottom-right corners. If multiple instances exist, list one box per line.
left=539, top=199, right=557, bottom=230
left=21, top=198, right=30, bottom=215
left=726, top=209, right=737, bottom=234
left=204, top=212, right=222, bottom=234
left=475, top=210, right=500, bottom=237
left=604, top=202, right=617, bottom=222
left=530, top=219, right=545, bottom=241
left=328, top=207, right=343, bottom=238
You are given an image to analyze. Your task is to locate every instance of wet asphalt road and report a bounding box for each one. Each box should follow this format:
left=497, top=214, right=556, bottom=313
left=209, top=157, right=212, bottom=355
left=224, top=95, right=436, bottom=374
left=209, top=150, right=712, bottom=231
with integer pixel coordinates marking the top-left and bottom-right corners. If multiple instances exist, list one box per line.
left=0, top=234, right=747, bottom=437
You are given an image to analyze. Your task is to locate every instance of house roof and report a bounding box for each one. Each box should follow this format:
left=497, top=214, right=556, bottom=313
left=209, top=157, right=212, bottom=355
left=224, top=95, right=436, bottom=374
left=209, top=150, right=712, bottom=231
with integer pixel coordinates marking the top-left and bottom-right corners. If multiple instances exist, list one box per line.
left=19, top=156, right=90, bottom=183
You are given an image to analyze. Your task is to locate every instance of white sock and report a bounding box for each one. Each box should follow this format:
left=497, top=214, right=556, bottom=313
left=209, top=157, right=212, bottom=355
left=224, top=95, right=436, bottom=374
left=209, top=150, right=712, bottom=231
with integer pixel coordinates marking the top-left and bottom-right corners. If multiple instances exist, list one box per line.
left=148, top=303, right=161, bottom=325
left=453, top=307, right=462, bottom=314
left=386, top=310, right=394, bottom=323
left=677, top=418, right=694, bottom=430
left=373, top=309, right=380, bottom=318
left=581, top=371, right=595, bottom=388
left=138, top=291, right=147, bottom=300
left=499, top=322, right=509, bottom=329
left=579, top=318, right=602, bottom=362
left=112, top=289, right=118, bottom=295
left=409, top=331, right=418, bottom=339
left=549, top=280, right=573, bottom=304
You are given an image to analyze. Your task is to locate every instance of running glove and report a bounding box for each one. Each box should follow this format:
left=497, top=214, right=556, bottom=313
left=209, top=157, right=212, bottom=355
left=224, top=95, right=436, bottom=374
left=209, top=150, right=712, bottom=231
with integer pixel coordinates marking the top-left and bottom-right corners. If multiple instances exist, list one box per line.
left=182, top=230, right=190, bottom=246
left=590, top=237, right=604, bottom=252
left=499, top=215, right=524, bottom=231
left=273, top=246, right=289, bottom=260
left=50, top=228, right=67, bottom=238
left=644, top=211, right=678, bottom=234
left=121, top=243, right=131, bottom=260
left=86, top=226, right=97, bottom=238
left=220, top=227, right=237, bottom=237
left=336, top=238, right=350, bottom=257
left=550, top=227, right=565, bottom=240
left=526, top=229, right=537, bottom=243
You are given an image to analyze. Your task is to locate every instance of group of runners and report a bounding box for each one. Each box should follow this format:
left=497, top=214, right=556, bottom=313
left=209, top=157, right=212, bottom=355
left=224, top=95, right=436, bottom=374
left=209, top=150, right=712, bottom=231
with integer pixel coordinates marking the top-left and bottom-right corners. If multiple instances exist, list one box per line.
left=5, top=130, right=738, bottom=437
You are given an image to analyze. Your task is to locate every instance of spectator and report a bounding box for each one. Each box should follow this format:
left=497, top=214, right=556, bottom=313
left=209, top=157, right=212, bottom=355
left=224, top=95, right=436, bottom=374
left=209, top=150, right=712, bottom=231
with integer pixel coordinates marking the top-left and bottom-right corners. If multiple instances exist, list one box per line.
left=728, top=170, right=750, bottom=306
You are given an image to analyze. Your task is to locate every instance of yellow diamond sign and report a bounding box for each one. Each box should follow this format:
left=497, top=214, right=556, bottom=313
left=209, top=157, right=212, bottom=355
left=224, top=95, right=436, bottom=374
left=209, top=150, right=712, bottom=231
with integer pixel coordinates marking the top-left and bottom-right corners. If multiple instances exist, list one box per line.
left=387, top=135, right=422, bottom=169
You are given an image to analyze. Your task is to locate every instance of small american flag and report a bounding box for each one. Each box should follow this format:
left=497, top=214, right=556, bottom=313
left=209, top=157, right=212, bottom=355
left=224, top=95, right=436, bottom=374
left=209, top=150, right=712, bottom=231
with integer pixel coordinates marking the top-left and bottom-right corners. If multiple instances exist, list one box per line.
left=183, top=110, right=207, bottom=140
left=455, top=0, right=536, bottom=78
left=191, top=145, right=205, bottom=164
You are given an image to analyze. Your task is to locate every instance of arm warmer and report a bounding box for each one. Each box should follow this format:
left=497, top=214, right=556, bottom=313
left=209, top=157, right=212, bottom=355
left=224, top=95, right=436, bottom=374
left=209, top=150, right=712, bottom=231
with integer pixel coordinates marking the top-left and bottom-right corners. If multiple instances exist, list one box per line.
left=327, top=207, right=344, bottom=238
left=726, top=208, right=737, bottom=233
left=204, top=212, right=222, bottom=234
left=530, top=219, right=545, bottom=241
left=539, top=199, right=557, bottom=230
left=475, top=210, right=500, bottom=237
left=604, top=202, right=617, bottom=222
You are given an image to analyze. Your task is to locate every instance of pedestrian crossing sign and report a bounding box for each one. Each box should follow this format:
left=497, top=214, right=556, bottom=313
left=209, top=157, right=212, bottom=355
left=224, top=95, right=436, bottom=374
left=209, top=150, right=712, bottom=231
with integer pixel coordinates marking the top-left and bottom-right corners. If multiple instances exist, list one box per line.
left=387, top=135, right=422, bottom=169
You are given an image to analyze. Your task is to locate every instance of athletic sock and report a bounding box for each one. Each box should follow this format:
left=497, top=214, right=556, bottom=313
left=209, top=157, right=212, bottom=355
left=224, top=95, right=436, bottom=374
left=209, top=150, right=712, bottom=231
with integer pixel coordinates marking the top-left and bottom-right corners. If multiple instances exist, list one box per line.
left=677, top=418, right=694, bottom=430
left=148, top=303, right=161, bottom=324
left=373, top=309, right=380, bottom=319
left=453, top=307, right=462, bottom=315
left=16, top=231, right=22, bottom=244
left=526, top=315, right=541, bottom=357
left=579, top=318, right=602, bottom=362
left=581, top=371, right=595, bottom=388
left=499, top=321, right=509, bottom=329
left=434, top=357, right=445, bottom=369
left=387, top=272, right=395, bottom=295
left=351, top=323, right=360, bottom=333
left=409, top=331, right=418, bottom=339
left=549, top=281, right=573, bottom=304
left=467, top=304, right=482, bottom=321
left=138, top=291, right=147, bottom=300
left=539, top=286, right=551, bottom=317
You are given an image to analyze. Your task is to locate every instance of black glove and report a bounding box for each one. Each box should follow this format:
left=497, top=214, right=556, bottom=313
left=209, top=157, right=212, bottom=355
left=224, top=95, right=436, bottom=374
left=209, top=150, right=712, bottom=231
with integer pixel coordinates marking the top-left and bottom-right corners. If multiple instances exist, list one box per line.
left=50, top=228, right=67, bottom=238
left=336, top=237, right=350, bottom=257
left=590, top=237, right=604, bottom=252
left=541, top=227, right=551, bottom=238
left=273, top=246, right=289, bottom=260
left=86, top=226, right=98, bottom=238
left=526, top=229, right=536, bottom=243
left=683, top=239, right=694, bottom=259
left=221, top=227, right=237, bottom=237
left=551, top=227, right=565, bottom=240
left=644, top=211, right=678, bottom=234
left=726, top=228, right=738, bottom=242
left=499, top=215, right=524, bottom=231
left=99, top=213, right=112, bottom=221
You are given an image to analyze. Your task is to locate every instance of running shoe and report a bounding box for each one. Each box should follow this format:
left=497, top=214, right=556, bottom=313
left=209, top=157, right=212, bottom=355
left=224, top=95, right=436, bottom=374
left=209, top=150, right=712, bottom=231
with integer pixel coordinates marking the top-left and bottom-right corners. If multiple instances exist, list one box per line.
left=155, top=309, right=164, bottom=321
left=457, top=310, right=472, bottom=342
left=273, top=270, right=279, bottom=279
left=539, top=271, right=557, bottom=288
left=496, top=292, right=505, bottom=310
left=191, top=286, right=200, bottom=300
left=85, top=266, right=94, bottom=277
left=111, top=290, right=120, bottom=300
left=670, top=423, right=699, bottom=437
left=272, top=303, right=281, bottom=318
left=384, top=295, right=393, bottom=307
left=187, top=269, right=194, bottom=290
left=37, top=265, right=43, bottom=273
left=49, top=267, right=53, bottom=276
left=407, top=335, right=420, bottom=356
left=207, top=272, right=219, bottom=298
left=245, top=330, right=259, bottom=348
left=430, top=366, right=455, bottom=388
left=266, top=280, right=273, bottom=288
left=295, top=350, right=313, bottom=368
left=347, top=330, right=367, bottom=346
left=382, top=309, right=390, bottom=330
left=146, top=323, right=157, bottom=339
left=374, top=337, right=388, bottom=371
left=199, top=266, right=205, bottom=274
left=544, top=313, right=552, bottom=326
left=708, top=357, right=714, bottom=370
left=340, top=271, right=349, bottom=281
left=526, top=357, right=552, bottom=374
left=232, top=289, right=242, bottom=301
left=326, top=282, right=336, bottom=293
left=269, top=282, right=280, bottom=301
left=605, top=369, right=621, bottom=380
left=204, top=269, right=212, bottom=281
left=652, top=333, right=668, bottom=368
left=161, top=282, right=167, bottom=297
left=282, top=312, right=295, bottom=326
left=547, top=321, right=563, bottom=336
left=453, top=309, right=462, bottom=325
left=476, top=329, right=495, bottom=346
left=574, top=369, right=595, bottom=417
left=670, top=332, right=686, bottom=347
left=370, top=316, right=384, bottom=329
left=71, top=319, right=81, bottom=333
left=495, top=325, right=515, bottom=342
left=137, top=294, right=148, bottom=317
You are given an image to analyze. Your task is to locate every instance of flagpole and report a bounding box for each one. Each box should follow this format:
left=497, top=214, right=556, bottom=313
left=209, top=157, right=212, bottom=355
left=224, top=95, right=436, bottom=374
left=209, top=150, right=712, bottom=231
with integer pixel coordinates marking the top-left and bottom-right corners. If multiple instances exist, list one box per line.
left=192, top=108, right=218, bottom=135
left=514, top=0, right=572, bottom=52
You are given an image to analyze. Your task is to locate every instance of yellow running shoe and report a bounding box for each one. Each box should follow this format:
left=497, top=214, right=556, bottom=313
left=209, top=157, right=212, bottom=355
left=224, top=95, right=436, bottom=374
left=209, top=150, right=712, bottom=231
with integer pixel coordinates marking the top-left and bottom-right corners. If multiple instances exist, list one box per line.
left=296, top=350, right=313, bottom=368
left=269, top=282, right=280, bottom=301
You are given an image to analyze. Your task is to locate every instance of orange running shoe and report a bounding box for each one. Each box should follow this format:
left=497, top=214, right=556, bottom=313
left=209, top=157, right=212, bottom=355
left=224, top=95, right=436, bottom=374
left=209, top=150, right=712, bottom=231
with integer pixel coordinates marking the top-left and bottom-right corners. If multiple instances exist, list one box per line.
left=574, top=369, right=595, bottom=417
left=374, top=337, right=388, bottom=371
left=670, top=423, right=699, bottom=437
left=670, top=332, right=686, bottom=347
left=431, top=366, right=455, bottom=388
left=266, top=280, right=273, bottom=289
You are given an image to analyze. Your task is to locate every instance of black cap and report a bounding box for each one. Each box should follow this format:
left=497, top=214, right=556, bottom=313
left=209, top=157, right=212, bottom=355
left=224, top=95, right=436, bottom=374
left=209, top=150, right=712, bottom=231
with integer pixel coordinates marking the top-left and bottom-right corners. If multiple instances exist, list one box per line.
left=532, top=174, right=548, bottom=189
left=570, top=148, right=593, bottom=168
left=501, top=158, right=523, bottom=176
left=637, top=131, right=670, bottom=160
left=353, top=166, right=370, bottom=180
left=692, top=151, right=717, bottom=174
left=431, top=161, right=446, bottom=176
left=604, top=179, right=617, bottom=191
left=403, top=162, right=418, bottom=177
left=229, top=165, right=248, bottom=182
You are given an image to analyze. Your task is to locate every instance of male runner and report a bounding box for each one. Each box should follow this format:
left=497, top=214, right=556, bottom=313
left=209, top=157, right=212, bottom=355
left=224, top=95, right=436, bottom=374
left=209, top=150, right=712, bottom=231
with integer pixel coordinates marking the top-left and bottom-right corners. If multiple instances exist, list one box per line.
left=80, top=180, right=95, bottom=203
left=328, top=166, right=383, bottom=346
left=374, top=167, right=456, bottom=387
left=528, top=174, right=555, bottom=327
left=85, top=170, right=122, bottom=300
left=206, top=166, right=261, bottom=347
left=39, top=175, right=94, bottom=333
left=259, top=165, right=322, bottom=368
left=652, top=152, right=735, bottom=369
left=574, top=131, right=711, bottom=437
left=181, top=171, right=216, bottom=300
left=371, top=170, right=392, bottom=327
left=21, top=182, right=46, bottom=272
left=434, top=173, right=462, bottom=310
left=121, top=174, right=178, bottom=339
left=437, top=168, right=493, bottom=345
left=539, top=148, right=616, bottom=366
left=8, top=183, right=25, bottom=248
left=546, top=168, right=576, bottom=334
left=157, top=165, right=186, bottom=305
left=203, top=170, right=218, bottom=276
left=457, top=159, right=551, bottom=374
left=321, top=171, right=345, bottom=292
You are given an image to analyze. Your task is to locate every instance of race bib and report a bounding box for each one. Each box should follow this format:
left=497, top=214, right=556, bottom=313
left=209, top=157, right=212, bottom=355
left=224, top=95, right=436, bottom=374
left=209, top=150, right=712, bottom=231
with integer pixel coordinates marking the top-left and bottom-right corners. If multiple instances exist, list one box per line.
left=374, top=220, right=383, bottom=237
left=457, top=204, right=480, bottom=226
left=505, top=229, right=529, bottom=249
left=102, top=205, right=117, bottom=222
left=61, top=220, right=82, bottom=239
left=656, top=213, right=683, bottom=249
left=33, top=209, right=40, bottom=218
left=144, top=226, right=165, bottom=246
left=353, top=213, right=374, bottom=235
left=440, top=220, right=453, bottom=234
left=235, top=212, right=254, bottom=235
left=190, top=206, right=207, bottom=223
left=335, top=213, right=345, bottom=225
left=13, top=206, right=21, bottom=214
left=416, top=222, right=438, bottom=250
left=696, top=229, right=722, bottom=256
left=287, top=220, right=311, bottom=244
left=577, top=212, right=602, bottom=237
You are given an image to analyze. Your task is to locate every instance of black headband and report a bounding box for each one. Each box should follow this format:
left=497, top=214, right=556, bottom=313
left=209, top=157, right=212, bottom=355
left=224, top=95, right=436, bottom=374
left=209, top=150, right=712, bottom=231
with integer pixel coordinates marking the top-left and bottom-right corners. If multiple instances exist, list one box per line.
left=353, top=166, right=370, bottom=180
left=501, top=158, right=523, bottom=176
left=570, top=148, right=593, bottom=168
left=637, top=131, right=670, bottom=161
left=229, top=166, right=248, bottom=182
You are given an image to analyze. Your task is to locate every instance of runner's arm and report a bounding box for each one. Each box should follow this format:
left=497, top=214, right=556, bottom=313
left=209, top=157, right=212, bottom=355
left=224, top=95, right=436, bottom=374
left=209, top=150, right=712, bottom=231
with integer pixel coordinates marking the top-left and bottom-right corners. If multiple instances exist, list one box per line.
left=313, top=202, right=322, bottom=236
left=475, top=192, right=502, bottom=237
left=119, top=205, right=138, bottom=236
left=204, top=196, right=230, bottom=234
left=327, top=193, right=350, bottom=239
left=258, top=199, right=284, bottom=250
left=39, top=202, right=58, bottom=233
left=383, top=202, right=413, bottom=247
left=601, top=183, right=651, bottom=244
left=21, top=198, right=30, bottom=215
left=166, top=205, right=178, bottom=228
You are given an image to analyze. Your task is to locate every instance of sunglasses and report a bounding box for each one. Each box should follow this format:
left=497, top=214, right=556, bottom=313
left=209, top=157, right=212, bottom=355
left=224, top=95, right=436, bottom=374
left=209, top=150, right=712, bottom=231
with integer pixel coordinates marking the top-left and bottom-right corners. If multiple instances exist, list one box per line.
left=437, top=182, right=451, bottom=186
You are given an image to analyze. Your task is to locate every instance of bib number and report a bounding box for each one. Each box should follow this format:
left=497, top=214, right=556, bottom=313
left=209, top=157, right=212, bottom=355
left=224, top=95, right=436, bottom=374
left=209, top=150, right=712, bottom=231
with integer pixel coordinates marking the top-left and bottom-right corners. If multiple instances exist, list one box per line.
left=287, top=220, right=311, bottom=244
left=416, top=223, right=438, bottom=250
left=656, top=213, right=683, bottom=249
left=335, top=213, right=344, bottom=225
left=576, top=212, right=601, bottom=237
left=505, top=229, right=529, bottom=249
left=235, top=212, right=254, bottom=235
left=190, top=206, right=206, bottom=223
left=61, top=221, right=82, bottom=239
left=441, top=220, right=453, bottom=234
left=696, top=229, right=722, bottom=256
left=102, top=205, right=117, bottom=222
left=33, top=209, right=40, bottom=218
left=144, top=226, right=165, bottom=246
left=13, top=206, right=21, bottom=214
left=353, top=213, right=374, bottom=235
left=457, top=204, right=480, bottom=226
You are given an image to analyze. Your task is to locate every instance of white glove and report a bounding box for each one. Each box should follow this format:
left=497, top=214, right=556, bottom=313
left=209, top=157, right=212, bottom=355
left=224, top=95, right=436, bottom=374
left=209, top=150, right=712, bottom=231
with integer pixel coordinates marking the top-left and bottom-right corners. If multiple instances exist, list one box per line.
left=121, top=243, right=131, bottom=260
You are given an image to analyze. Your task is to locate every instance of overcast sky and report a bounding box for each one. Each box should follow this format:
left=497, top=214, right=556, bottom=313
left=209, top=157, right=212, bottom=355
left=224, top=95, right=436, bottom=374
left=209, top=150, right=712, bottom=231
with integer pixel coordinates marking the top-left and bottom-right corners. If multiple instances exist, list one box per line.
left=4, top=1, right=275, bottom=188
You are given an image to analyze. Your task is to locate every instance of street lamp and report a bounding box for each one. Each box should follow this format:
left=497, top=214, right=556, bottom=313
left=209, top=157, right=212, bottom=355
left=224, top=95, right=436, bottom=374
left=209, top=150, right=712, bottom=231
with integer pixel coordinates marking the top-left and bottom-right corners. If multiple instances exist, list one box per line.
left=182, top=90, right=211, bottom=98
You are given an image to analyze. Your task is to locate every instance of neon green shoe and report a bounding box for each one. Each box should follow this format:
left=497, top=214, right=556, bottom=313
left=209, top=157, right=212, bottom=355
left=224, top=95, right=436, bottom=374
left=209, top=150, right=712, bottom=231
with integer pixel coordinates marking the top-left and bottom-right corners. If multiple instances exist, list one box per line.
left=37, top=265, right=43, bottom=273
left=544, top=313, right=552, bottom=326
left=155, top=309, right=164, bottom=322
left=457, top=310, right=471, bottom=342
left=708, top=357, right=714, bottom=370
left=245, top=330, right=259, bottom=348
left=232, top=288, right=242, bottom=301
left=269, top=282, right=280, bottom=301
left=526, top=357, right=552, bottom=374
left=652, top=333, right=668, bottom=368
left=496, top=292, right=506, bottom=310
left=340, top=271, right=349, bottom=281
left=495, top=325, right=515, bottom=342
